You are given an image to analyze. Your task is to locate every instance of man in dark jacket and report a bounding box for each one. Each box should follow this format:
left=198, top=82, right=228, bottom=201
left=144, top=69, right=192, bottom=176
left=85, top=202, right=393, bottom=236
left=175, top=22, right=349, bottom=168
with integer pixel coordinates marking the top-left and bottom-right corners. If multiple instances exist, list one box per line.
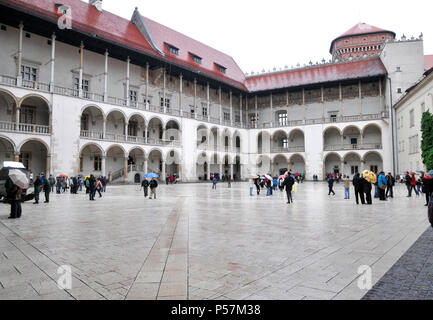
left=33, top=176, right=42, bottom=204
left=9, top=184, right=22, bottom=219
left=422, top=173, right=433, bottom=206
left=149, top=178, right=158, bottom=199
left=386, top=173, right=395, bottom=198
left=42, top=175, right=51, bottom=203
left=89, top=175, right=96, bottom=201
left=254, top=178, right=260, bottom=195
left=405, top=172, right=412, bottom=197
left=327, top=176, right=335, bottom=196
left=352, top=173, right=365, bottom=205
left=362, top=177, right=372, bottom=205
left=282, top=174, right=295, bottom=204
left=141, top=178, right=149, bottom=197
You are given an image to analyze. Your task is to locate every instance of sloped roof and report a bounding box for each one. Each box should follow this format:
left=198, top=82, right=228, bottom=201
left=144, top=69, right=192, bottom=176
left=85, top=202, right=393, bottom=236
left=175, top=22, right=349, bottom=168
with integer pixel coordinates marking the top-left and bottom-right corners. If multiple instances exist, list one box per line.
left=425, top=55, right=433, bottom=71
left=2, top=0, right=159, bottom=57
left=140, top=15, right=247, bottom=90
left=245, top=57, right=387, bottom=92
left=330, top=23, right=395, bottom=53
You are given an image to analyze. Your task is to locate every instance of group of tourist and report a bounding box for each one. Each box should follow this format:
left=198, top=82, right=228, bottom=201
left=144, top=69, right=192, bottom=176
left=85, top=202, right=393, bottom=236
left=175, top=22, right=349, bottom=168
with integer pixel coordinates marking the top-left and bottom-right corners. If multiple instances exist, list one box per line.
left=165, top=174, right=180, bottom=185
left=404, top=171, right=433, bottom=206
left=141, top=178, right=159, bottom=199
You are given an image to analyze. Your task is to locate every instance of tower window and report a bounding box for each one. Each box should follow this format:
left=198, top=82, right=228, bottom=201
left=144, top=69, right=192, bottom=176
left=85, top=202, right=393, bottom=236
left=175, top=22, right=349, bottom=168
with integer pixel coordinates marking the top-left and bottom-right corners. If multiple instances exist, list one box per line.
left=190, top=53, right=202, bottom=64
left=215, top=63, right=226, bottom=74
left=165, top=43, right=179, bottom=55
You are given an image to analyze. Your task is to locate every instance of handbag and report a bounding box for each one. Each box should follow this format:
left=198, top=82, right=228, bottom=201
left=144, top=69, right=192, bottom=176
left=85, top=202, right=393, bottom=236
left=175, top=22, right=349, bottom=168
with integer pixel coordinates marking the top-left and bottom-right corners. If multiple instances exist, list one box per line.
left=379, top=184, right=386, bottom=190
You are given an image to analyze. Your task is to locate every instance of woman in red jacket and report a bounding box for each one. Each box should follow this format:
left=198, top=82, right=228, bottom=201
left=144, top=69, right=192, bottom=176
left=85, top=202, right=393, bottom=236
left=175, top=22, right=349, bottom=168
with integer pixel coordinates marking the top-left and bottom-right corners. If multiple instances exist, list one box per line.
left=411, top=174, right=419, bottom=196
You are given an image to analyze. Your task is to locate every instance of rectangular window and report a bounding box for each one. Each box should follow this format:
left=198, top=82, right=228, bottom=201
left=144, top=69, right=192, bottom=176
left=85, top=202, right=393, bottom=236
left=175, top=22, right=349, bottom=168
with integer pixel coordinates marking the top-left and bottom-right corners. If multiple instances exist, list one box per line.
left=166, top=43, right=179, bottom=55
left=74, top=78, right=89, bottom=96
left=160, top=97, right=170, bottom=109
left=202, top=107, right=208, bottom=117
left=129, top=90, right=137, bottom=102
left=409, top=135, right=419, bottom=154
left=224, top=112, right=230, bottom=121
left=81, top=114, right=88, bottom=131
left=351, top=166, right=359, bottom=174
left=370, top=165, right=378, bottom=173
left=215, top=63, right=226, bottom=74
left=21, top=65, right=37, bottom=87
left=190, top=53, right=202, bottom=64
left=250, top=113, right=258, bottom=127
left=410, top=109, right=415, bottom=127
left=278, top=112, right=287, bottom=126
left=330, top=114, right=337, bottom=122
left=94, top=156, right=102, bottom=171
left=235, top=114, right=240, bottom=123
left=20, top=106, right=35, bottom=124
left=282, top=138, right=289, bottom=149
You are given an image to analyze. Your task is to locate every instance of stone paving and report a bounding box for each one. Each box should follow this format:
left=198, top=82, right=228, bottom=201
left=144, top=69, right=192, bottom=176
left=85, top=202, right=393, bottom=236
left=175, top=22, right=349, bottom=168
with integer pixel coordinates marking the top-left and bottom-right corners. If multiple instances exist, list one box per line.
left=362, top=227, right=433, bottom=300
left=0, top=181, right=429, bottom=300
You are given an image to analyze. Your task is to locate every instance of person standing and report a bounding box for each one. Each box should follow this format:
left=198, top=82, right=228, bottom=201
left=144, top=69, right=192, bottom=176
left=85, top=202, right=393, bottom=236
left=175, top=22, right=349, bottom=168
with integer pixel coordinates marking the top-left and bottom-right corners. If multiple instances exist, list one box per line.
left=33, top=176, right=42, bottom=204
left=283, top=173, right=295, bottom=204
left=273, top=177, right=278, bottom=191
left=385, top=173, right=394, bottom=198
left=405, top=172, right=412, bottom=197
left=96, top=178, right=103, bottom=198
left=327, top=175, right=335, bottom=196
left=8, top=184, right=22, bottom=219
left=49, top=174, right=55, bottom=193
left=149, top=178, right=158, bottom=199
left=377, top=172, right=387, bottom=201
left=254, top=178, right=260, bottom=195
left=343, top=175, right=350, bottom=199
left=362, top=177, right=373, bottom=205
left=141, top=178, right=149, bottom=197
left=352, top=173, right=365, bottom=205
left=42, top=175, right=51, bottom=203
left=212, top=176, right=217, bottom=189
left=422, top=173, right=433, bottom=206
left=89, top=174, right=96, bottom=201
left=411, top=173, right=419, bottom=196
left=228, top=175, right=232, bottom=188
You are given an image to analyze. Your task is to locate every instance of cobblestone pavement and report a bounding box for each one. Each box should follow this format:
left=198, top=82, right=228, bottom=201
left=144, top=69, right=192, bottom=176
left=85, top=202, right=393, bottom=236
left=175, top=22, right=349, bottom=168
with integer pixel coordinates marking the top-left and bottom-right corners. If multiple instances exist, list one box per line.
left=0, top=181, right=429, bottom=300
left=362, top=227, right=433, bottom=300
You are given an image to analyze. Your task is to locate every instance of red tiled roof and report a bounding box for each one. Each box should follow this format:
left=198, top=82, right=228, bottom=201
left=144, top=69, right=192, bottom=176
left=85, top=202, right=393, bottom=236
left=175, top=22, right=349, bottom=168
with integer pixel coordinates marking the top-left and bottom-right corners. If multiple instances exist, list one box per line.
left=245, top=58, right=387, bottom=92
left=425, top=55, right=433, bottom=71
left=2, top=0, right=160, bottom=58
left=140, top=15, right=247, bottom=90
left=330, top=23, right=395, bottom=53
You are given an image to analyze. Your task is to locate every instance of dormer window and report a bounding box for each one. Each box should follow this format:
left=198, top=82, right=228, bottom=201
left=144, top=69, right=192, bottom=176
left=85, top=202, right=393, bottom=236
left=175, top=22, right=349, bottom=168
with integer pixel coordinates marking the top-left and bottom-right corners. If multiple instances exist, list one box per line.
left=166, top=43, right=179, bottom=55
left=190, top=53, right=202, bottom=65
left=215, top=63, right=226, bottom=74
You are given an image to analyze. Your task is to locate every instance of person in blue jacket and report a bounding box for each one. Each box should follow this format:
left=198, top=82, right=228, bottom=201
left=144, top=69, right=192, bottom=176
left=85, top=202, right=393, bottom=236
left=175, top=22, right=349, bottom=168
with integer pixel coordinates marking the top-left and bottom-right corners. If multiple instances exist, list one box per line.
left=377, top=171, right=387, bottom=201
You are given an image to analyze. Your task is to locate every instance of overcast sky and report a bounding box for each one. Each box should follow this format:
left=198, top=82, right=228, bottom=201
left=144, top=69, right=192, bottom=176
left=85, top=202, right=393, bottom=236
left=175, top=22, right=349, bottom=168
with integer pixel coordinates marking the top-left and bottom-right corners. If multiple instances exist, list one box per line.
left=93, top=0, right=432, bottom=74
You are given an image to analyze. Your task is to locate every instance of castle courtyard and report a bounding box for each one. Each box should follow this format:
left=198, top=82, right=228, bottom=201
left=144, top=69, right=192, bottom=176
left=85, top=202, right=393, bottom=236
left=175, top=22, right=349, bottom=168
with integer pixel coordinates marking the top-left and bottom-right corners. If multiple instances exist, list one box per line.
left=0, top=181, right=429, bottom=300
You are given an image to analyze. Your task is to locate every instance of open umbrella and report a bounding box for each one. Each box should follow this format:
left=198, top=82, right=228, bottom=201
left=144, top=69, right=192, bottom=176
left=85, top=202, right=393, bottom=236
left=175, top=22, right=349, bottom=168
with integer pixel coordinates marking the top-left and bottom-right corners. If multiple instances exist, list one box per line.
left=429, top=170, right=433, bottom=176
left=249, top=174, right=260, bottom=179
left=264, top=174, right=272, bottom=180
left=59, top=174, right=68, bottom=178
left=143, top=173, right=159, bottom=178
left=278, top=175, right=286, bottom=179
left=9, top=169, right=29, bottom=189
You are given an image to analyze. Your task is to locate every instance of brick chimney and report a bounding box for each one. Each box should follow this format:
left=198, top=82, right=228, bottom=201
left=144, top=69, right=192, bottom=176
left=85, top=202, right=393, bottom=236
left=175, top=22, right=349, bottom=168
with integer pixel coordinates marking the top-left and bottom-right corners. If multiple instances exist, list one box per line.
left=89, top=0, right=102, bottom=12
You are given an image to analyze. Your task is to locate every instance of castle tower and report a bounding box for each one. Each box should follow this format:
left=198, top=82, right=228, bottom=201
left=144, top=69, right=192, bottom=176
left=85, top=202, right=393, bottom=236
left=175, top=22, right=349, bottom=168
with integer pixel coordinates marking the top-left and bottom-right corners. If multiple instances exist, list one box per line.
left=330, top=23, right=396, bottom=61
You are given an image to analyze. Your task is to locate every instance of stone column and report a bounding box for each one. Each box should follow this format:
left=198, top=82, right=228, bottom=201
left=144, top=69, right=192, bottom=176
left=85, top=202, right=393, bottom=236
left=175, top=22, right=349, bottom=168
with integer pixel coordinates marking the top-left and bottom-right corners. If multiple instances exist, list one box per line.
left=162, top=126, right=166, bottom=141
left=125, top=122, right=128, bottom=141
left=286, top=90, right=289, bottom=124
left=206, top=82, right=210, bottom=122
left=78, top=41, right=84, bottom=98
left=144, top=125, right=148, bottom=143
left=340, top=160, right=345, bottom=175
left=103, top=50, right=108, bottom=102
left=179, top=73, right=183, bottom=116
left=219, top=86, right=222, bottom=124
left=49, top=33, right=56, bottom=93
left=255, top=95, right=258, bottom=129
left=219, top=163, right=223, bottom=177
left=359, top=80, right=362, bottom=116
left=145, top=62, right=149, bottom=110
left=14, top=152, right=20, bottom=162
left=15, top=106, right=20, bottom=129
left=230, top=163, right=233, bottom=178
left=161, top=159, right=166, bottom=181
left=321, top=86, right=325, bottom=120
left=16, top=22, right=23, bottom=86
left=46, top=154, right=51, bottom=175
left=144, top=156, right=148, bottom=174
left=230, top=90, right=233, bottom=125
left=102, top=117, right=106, bottom=139
left=124, top=156, right=128, bottom=179
left=270, top=93, right=273, bottom=127
left=302, top=89, right=306, bottom=123
left=339, top=82, right=343, bottom=120
left=245, top=96, right=249, bottom=127
left=101, top=156, right=106, bottom=177
left=163, top=69, right=167, bottom=113
left=205, top=161, right=210, bottom=180
left=193, top=78, right=197, bottom=119
left=126, top=56, right=130, bottom=107
left=240, top=94, right=243, bottom=126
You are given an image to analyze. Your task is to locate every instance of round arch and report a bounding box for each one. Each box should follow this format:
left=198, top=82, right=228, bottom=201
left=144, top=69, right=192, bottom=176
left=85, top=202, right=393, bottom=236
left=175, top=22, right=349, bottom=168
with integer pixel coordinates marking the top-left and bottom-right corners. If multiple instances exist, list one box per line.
left=148, top=115, right=165, bottom=128
left=0, top=134, right=17, bottom=153
left=18, top=138, right=50, bottom=154
left=105, top=144, right=127, bottom=158
left=0, top=88, right=19, bottom=106
left=81, top=104, right=106, bottom=119
left=361, top=123, right=382, bottom=137
left=127, top=112, right=147, bottom=125
left=106, top=108, right=128, bottom=121
left=79, top=142, right=105, bottom=157
left=362, top=151, right=383, bottom=163
left=323, top=126, right=342, bottom=137
left=289, top=153, right=306, bottom=175
left=19, top=93, right=51, bottom=112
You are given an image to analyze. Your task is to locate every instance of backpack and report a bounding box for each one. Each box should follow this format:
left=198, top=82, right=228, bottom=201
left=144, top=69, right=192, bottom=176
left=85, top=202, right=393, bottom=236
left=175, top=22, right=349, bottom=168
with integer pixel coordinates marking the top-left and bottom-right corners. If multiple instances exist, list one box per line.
left=85, top=179, right=89, bottom=187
